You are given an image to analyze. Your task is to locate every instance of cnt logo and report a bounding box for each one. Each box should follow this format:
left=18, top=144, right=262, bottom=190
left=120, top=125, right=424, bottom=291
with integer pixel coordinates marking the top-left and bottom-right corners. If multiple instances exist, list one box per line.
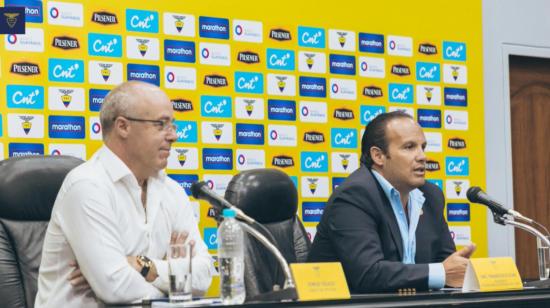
left=236, top=124, right=264, bottom=145
left=88, top=33, right=122, bottom=57
left=202, top=148, right=233, bottom=170
left=301, top=151, right=328, bottom=172
left=126, top=9, right=158, bottom=33
left=175, top=120, right=197, bottom=143
left=360, top=105, right=385, bottom=125
left=445, top=157, right=469, bottom=176
left=7, top=85, right=44, bottom=110
left=331, top=128, right=357, bottom=149
left=388, top=83, right=413, bottom=103
left=48, top=115, right=85, bottom=139
left=268, top=99, right=296, bottom=121
left=234, top=71, right=263, bottom=94
left=267, top=48, right=295, bottom=71
left=201, top=95, right=232, bottom=118
left=199, top=16, right=229, bottom=39
left=298, top=26, right=325, bottom=48
left=416, top=62, right=440, bottom=82
left=443, top=41, right=466, bottom=61
left=48, top=59, right=84, bottom=83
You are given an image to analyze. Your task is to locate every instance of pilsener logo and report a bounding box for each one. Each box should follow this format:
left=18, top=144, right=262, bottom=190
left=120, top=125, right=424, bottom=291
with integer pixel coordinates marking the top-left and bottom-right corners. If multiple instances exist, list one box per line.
left=266, top=48, right=295, bottom=71
left=329, top=54, right=355, bottom=75
left=447, top=203, right=470, bottom=222
left=89, top=89, right=109, bottom=112
left=126, top=9, right=158, bottom=33
left=301, top=152, right=328, bottom=172
left=417, top=109, right=442, bottom=128
left=7, top=85, right=44, bottom=109
left=203, top=148, right=233, bottom=170
left=268, top=99, right=296, bottom=121
left=6, top=0, right=43, bottom=23
left=88, top=33, right=122, bottom=57
left=127, top=64, right=159, bottom=86
left=175, top=121, right=197, bottom=143
left=299, top=76, right=326, bottom=98
left=167, top=174, right=198, bottom=196
left=298, top=26, right=325, bottom=48
left=443, top=41, right=466, bottom=61
left=416, top=62, right=440, bottom=82
left=234, top=71, right=263, bottom=94
left=444, top=87, right=468, bottom=107
left=358, top=33, right=384, bottom=53
left=388, top=83, right=413, bottom=103
left=302, top=202, right=326, bottom=222
left=9, top=142, right=43, bottom=157
left=445, top=157, right=469, bottom=176
left=199, top=16, right=229, bottom=39
left=331, top=128, right=357, bottom=149
left=164, top=39, right=195, bottom=63
left=48, top=115, right=85, bottom=139
left=236, top=123, right=264, bottom=145
left=48, top=59, right=84, bottom=83
left=200, top=95, right=232, bottom=118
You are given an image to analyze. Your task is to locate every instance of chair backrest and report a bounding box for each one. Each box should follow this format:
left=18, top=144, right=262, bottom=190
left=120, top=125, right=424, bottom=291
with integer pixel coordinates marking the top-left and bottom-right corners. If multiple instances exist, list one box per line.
left=0, top=155, right=84, bottom=308
left=224, top=168, right=311, bottom=299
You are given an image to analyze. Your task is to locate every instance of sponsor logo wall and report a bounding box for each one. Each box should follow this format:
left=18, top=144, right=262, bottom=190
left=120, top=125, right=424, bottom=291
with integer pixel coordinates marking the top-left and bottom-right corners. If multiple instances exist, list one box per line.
left=0, top=0, right=486, bottom=258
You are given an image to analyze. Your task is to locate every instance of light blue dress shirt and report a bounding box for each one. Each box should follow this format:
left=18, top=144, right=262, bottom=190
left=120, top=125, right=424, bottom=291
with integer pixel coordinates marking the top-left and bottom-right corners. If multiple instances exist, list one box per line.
left=371, top=170, right=445, bottom=289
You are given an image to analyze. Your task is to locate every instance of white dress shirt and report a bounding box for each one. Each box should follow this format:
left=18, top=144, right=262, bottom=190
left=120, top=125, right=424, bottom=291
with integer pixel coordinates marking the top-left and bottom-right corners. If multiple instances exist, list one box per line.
left=36, top=146, right=215, bottom=308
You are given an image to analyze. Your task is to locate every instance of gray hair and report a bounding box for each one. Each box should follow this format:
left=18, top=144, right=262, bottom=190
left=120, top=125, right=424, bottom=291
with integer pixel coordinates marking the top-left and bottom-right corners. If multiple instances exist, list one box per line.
left=99, top=81, right=154, bottom=138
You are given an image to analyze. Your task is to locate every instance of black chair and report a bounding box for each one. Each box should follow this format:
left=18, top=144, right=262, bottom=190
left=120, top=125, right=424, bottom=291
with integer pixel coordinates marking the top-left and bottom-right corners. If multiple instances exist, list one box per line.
left=0, top=155, right=84, bottom=308
left=224, top=168, right=311, bottom=300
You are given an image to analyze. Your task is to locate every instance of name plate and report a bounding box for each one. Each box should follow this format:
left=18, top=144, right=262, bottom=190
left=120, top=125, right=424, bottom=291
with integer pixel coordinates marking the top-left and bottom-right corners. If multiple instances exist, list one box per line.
left=290, top=262, right=350, bottom=301
left=462, top=257, right=523, bottom=292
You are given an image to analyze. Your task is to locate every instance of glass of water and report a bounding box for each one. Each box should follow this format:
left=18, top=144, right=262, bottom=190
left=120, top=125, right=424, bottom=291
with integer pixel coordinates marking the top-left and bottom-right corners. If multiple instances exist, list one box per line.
left=537, top=236, right=550, bottom=280
left=168, top=243, right=193, bottom=302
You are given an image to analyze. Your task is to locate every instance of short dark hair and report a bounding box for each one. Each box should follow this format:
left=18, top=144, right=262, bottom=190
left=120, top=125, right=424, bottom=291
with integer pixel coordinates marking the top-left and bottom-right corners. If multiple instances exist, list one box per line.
left=360, top=111, right=414, bottom=168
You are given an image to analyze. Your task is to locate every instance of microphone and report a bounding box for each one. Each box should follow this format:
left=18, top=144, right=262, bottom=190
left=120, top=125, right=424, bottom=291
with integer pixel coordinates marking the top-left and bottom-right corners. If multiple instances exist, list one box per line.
left=466, top=186, right=531, bottom=222
left=190, top=181, right=255, bottom=224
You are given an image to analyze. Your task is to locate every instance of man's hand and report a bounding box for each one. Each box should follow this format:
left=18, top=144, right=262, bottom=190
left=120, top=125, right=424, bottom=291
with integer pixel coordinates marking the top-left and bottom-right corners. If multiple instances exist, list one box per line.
left=68, top=260, right=91, bottom=292
left=443, top=243, right=476, bottom=287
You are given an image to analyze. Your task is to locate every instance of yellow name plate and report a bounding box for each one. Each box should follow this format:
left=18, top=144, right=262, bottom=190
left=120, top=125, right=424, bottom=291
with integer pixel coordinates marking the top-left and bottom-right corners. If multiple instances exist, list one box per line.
left=462, top=257, right=523, bottom=292
left=290, top=262, right=350, bottom=301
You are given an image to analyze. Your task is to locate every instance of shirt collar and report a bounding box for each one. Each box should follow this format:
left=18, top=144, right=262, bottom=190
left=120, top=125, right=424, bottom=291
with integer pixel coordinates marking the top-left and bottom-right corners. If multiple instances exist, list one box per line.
left=95, top=145, right=167, bottom=185
left=371, top=169, right=425, bottom=206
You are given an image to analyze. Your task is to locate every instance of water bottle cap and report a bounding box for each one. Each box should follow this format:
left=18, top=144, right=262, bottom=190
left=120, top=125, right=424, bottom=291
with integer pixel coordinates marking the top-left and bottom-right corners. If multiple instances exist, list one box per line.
left=222, top=208, right=237, bottom=218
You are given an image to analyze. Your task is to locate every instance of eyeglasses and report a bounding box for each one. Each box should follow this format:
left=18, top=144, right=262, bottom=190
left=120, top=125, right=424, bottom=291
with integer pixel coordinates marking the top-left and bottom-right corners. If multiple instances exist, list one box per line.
left=121, top=116, right=177, bottom=132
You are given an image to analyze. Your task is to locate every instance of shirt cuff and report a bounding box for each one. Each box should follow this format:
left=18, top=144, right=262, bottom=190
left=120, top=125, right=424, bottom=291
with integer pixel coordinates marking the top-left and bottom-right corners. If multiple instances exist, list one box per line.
left=151, top=258, right=170, bottom=293
left=428, top=263, right=446, bottom=289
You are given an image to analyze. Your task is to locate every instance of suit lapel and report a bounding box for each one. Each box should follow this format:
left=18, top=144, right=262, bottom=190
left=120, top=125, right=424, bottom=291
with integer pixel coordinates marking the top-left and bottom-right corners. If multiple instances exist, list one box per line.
left=363, top=168, right=404, bottom=260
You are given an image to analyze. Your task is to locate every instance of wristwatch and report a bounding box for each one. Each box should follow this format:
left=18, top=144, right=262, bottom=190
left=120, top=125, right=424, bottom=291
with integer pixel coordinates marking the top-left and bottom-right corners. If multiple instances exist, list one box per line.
left=136, top=255, right=153, bottom=278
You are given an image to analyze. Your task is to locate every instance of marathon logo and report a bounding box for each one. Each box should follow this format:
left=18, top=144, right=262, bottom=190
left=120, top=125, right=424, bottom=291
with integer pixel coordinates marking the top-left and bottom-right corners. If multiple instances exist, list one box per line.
left=448, top=137, right=466, bottom=150
left=299, top=76, right=326, bottom=98
left=447, top=203, right=470, bottom=222
left=426, top=160, right=441, bottom=172
left=203, top=74, right=228, bottom=87
left=91, top=11, right=118, bottom=25
left=167, top=174, right=198, bottom=195
left=10, top=62, right=40, bottom=76
left=270, top=28, right=291, bottom=41
left=6, top=0, right=43, bottom=24
left=303, top=131, right=325, bottom=144
left=267, top=99, right=296, bottom=121
left=127, top=64, right=160, bottom=86
left=202, top=148, right=233, bottom=170
left=333, top=108, right=354, bottom=120
left=418, top=43, right=437, bottom=55
left=164, top=39, right=195, bottom=63
left=52, top=36, right=79, bottom=50
left=363, top=86, right=383, bottom=98
left=172, top=98, right=193, bottom=112
left=236, top=123, right=264, bottom=145
left=417, top=109, right=442, bottom=128
left=391, top=64, right=410, bottom=76
left=329, top=54, right=356, bottom=75
left=237, top=51, right=260, bottom=64
left=358, top=33, right=384, bottom=53
left=88, top=89, right=108, bottom=112
left=8, top=142, right=43, bottom=157
left=199, top=16, right=229, bottom=39
left=48, top=115, right=85, bottom=139
left=302, top=202, right=325, bottom=222
left=272, top=155, right=294, bottom=168
left=444, top=87, right=468, bottom=107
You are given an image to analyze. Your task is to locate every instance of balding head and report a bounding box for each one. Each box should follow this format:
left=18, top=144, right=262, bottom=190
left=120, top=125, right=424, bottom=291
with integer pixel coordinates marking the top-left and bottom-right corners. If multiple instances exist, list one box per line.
left=99, top=81, right=166, bottom=139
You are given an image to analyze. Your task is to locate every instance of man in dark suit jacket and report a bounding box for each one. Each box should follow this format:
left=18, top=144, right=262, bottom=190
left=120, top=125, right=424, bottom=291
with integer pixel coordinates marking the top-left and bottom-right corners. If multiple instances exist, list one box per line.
left=308, top=111, right=475, bottom=293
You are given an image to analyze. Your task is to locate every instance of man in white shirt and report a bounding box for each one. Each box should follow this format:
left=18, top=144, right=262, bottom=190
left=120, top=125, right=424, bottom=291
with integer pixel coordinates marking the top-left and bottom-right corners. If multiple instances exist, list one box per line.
left=36, top=81, right=215, bottom=307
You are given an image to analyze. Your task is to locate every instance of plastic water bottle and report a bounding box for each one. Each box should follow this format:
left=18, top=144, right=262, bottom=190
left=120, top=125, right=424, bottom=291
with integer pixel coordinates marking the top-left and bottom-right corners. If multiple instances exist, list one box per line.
left=218, top=208, right=246, bottom=304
